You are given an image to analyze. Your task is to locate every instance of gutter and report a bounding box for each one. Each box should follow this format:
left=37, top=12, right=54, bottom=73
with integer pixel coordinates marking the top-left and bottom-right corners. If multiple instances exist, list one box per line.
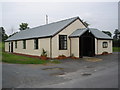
left=69, top=38, right=71, bottom=56
left=97, top=39, right=98, bottom=55
left=50, top=37, right=52, bottom=58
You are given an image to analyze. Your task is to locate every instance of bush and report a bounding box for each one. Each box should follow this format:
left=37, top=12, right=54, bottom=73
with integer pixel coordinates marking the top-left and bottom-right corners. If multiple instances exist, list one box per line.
left=41, top=48, right=47, bottom=57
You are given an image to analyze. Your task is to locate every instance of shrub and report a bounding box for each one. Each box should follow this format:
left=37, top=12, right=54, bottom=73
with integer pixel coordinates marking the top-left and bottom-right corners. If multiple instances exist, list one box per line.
left=41, top=48, right=47, bottom=57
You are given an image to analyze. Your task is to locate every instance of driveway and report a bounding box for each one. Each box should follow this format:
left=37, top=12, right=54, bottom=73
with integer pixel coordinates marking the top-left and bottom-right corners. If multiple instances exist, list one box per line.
left=2, top=52, right=118, bottom=88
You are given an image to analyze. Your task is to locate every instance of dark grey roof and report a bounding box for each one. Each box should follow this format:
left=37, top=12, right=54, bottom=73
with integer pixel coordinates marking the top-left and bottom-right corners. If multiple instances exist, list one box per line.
left=6, top=17, right=81, bottom=41
left=69, top=28, right=88, bottom=37
left=89, top=28, right=112, bottom=39
left=69, top=28, right=112, bottom=39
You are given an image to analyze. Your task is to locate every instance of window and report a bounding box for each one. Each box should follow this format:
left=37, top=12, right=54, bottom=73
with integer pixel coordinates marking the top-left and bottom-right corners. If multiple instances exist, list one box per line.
left=103, top=42, right=108, bottom=48
left=59, top=35, right=67, bottom=50
left=23, top=40, right=26, bottom=49
left=15, top=41, right=17, bottom=48
left=34, top=39, right=38, bottom=49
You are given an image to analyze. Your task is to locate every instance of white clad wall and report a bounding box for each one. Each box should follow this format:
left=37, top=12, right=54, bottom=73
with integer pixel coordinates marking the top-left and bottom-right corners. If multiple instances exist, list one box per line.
left=9, top=38, right=51, bottom=57
left=5, top=42, right=9, bottom=52
left=95, top=39, right=112, bottom=55
left=71, top=38, right=79, bottom=57
left=52, top=19, right=86, bottom=58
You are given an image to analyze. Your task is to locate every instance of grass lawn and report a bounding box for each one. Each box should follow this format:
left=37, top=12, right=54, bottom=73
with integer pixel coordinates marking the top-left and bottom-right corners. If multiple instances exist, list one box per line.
left=113, top=47, right=120, bottom=52
left=2, top=52, right=60, bottom=64
left=1, top=42, right=60, bottom=64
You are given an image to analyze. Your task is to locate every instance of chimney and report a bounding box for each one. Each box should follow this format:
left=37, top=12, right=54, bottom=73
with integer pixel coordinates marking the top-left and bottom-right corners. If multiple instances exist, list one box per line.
left=46, top=15, right=48, bottom=24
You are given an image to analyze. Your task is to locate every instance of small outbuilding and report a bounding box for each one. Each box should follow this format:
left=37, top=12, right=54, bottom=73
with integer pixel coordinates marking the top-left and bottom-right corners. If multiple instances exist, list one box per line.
left=5, top=17, right=112, bottom=58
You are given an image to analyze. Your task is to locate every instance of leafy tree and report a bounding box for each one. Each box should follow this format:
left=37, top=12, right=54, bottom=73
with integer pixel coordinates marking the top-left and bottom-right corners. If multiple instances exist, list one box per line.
left=102, top=31, right=112, bottom=37
left=113, top=29, right=120, bottom=40
left=113, top=29, right=120, bottom=47
left=0, top=27, right=8, bottom=42
left=19, top=23, right=29, bottom=30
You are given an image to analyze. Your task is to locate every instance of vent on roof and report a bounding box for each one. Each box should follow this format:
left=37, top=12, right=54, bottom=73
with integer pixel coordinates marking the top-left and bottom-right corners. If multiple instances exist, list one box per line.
left=46, top=15, right=48, bottom=24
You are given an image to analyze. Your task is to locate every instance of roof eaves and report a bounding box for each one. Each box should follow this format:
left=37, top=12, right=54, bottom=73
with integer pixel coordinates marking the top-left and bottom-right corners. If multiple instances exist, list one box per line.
left=96, top=37, right=113, bottom=40
left=5, top=35, right=52, bottom=42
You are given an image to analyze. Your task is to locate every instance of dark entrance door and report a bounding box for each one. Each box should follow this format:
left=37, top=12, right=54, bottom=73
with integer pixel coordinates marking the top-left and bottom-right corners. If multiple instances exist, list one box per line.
left=9, top=42, right=10, bottom=52
left=11, top=42, right=13, bottom=53
left=79, top=31, right=95, bottom=57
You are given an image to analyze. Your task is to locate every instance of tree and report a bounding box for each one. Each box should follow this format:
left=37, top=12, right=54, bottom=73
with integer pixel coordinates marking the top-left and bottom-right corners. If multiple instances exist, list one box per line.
left=19, top=23, right=29, bottom=31
left=113, top=29, right=120, bottom=40
left=102, top=31, right=112, bottom=37
left=0, top=27, right=8, bottom=42
left=113, top=29, right=120, bottom=47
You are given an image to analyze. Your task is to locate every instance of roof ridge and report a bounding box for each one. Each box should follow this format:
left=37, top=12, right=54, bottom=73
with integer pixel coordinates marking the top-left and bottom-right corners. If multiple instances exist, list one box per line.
left=15, top=16, right=79, bottom=35
left=27, top=16, right=79, bottom=31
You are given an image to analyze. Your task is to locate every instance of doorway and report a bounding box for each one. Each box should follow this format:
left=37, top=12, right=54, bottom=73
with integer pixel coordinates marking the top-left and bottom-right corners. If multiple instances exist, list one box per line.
left=79, top=31, right=95, bottom=57
left=9, top=42, right=10, bottom=52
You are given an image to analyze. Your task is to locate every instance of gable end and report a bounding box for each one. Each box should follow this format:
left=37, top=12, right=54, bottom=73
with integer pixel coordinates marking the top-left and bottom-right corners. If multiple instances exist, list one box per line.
left=52, top=17, right=87, bottom=37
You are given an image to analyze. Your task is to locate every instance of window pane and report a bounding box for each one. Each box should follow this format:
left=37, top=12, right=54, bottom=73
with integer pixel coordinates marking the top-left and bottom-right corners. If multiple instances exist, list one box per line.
left=23, top=40, right=26, bottom=49
left=103, top=42, right=108, bottom=48
left=34, top=39, right=38, bottom=49
left=59, top=35, right=67, bottom=50
left=15, top=41, right=17, bottom=48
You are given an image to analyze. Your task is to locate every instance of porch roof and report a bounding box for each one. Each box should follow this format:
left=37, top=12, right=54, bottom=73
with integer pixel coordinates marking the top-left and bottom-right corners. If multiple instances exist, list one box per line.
left=69, top=28, right=112, bottom=40
left=69, top=28, right=88, bottom=37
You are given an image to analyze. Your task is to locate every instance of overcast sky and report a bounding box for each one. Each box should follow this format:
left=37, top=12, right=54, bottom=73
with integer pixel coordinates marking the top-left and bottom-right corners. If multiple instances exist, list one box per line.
left=1, top=2, right=118, bottom=35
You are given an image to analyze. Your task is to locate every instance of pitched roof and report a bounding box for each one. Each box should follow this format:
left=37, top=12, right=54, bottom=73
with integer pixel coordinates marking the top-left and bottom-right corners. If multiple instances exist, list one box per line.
left=89, top=28, right=112, bottom=39
left=6, top=16, right=86, bottom=41
left=69, top=28, right=88, bottom=37
left=69, top=28, right=112, bottom=39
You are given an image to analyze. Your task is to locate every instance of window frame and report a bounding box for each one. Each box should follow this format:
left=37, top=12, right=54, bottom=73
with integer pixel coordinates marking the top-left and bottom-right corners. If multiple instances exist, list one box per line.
left=15, top=41, right=17, bottom=49
left=23, top=40, right=26, bottom=49
left=59, top=35, right=67, bottom=50
left=103, top=42, right=108, bottom=48
left=34, top=38, right=39, bottom=49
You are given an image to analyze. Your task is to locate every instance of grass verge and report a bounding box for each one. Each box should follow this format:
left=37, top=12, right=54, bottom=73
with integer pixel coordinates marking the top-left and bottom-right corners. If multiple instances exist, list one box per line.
left=113, top=47, right=120, bottom=52
left=2, top=52, right=60, bottom=64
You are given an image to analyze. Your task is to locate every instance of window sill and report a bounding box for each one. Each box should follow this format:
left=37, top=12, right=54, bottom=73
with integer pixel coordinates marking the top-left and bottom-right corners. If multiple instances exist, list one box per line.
left=59, top=49, right=67, bottom=50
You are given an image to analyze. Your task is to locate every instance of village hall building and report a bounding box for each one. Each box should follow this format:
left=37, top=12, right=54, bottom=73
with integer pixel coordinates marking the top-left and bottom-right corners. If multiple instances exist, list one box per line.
left=5, top=17, right=112, bottom=58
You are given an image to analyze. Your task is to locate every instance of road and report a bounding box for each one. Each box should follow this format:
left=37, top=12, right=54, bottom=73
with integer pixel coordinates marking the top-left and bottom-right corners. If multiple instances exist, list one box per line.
left=41, top=64, right=118, bottom=88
